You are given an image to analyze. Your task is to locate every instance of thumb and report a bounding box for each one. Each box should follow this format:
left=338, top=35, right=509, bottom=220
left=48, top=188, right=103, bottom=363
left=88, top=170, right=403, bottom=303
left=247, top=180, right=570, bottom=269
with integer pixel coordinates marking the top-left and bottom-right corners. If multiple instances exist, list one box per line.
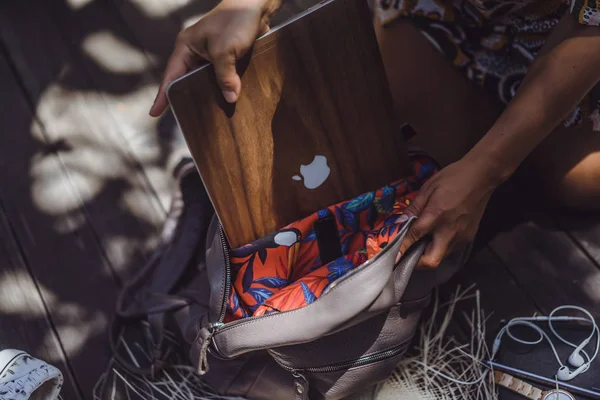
left=211, top=50, right=242, bottom=103
left=396, top=194, right=432, bottom=262
left=259, top=23, right=270, bottom=36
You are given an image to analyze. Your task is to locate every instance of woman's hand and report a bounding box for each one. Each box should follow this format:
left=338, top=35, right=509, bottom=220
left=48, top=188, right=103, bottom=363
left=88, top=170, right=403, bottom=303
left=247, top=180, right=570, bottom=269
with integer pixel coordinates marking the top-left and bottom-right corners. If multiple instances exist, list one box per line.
left=399, top=156, right=500, bottom=268
left=398, top=14, right=600, bottom=267
left=150, top=0, right=281, bottom=116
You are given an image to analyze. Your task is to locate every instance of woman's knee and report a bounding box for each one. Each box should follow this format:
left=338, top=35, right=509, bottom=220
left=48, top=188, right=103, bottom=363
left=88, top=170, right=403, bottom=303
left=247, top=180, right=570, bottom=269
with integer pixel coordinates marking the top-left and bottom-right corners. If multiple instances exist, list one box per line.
left=530, top=127, right=600, bottom=209
left=551, top=156, right=600, bottom=209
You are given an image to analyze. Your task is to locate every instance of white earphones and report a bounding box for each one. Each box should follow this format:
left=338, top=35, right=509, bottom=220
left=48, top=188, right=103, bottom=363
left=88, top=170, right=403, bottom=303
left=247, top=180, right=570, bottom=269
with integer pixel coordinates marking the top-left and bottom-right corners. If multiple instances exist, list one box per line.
left=492, top=305, right=599, bottom=382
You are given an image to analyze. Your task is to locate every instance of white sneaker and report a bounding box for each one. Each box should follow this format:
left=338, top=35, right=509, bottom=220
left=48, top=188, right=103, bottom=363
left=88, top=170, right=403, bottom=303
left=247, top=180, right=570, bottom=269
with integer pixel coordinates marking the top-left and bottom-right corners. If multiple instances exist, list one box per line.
left=0, top=349, right=63, bottom=400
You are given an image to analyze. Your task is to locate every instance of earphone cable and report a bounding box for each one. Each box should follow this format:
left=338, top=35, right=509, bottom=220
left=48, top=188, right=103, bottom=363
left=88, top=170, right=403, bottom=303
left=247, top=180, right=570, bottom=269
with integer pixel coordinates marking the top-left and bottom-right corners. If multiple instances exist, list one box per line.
left=547, top=306, right=599, bottom=366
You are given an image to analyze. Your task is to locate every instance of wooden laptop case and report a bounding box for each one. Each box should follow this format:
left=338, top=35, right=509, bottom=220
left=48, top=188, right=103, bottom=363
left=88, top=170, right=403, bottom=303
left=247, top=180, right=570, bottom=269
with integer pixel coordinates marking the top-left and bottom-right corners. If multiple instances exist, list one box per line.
left=167, top=0, right=411, bottom=248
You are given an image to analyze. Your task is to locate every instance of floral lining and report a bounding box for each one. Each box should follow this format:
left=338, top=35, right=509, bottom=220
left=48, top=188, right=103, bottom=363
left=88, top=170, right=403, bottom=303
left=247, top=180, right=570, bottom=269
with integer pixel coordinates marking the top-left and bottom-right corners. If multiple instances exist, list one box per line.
left=224, top=154, right=437, bottom=322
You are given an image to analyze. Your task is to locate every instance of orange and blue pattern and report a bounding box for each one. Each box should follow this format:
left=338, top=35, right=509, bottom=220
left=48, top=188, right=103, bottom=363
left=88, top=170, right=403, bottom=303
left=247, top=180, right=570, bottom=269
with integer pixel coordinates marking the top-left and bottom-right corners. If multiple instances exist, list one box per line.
left=224, top=154, right=437, bottom=322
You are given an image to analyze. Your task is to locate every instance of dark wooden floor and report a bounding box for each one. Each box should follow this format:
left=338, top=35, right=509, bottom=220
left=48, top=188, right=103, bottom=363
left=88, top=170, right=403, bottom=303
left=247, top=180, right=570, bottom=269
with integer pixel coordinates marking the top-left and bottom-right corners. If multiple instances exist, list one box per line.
left=1, top=1, right=599, bottom=399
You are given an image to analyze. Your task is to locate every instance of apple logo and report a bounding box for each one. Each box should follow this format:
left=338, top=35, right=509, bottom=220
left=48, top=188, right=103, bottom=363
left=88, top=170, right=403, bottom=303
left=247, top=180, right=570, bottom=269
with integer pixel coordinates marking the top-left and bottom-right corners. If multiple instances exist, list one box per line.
left=292, top=155, right=331, bottom=189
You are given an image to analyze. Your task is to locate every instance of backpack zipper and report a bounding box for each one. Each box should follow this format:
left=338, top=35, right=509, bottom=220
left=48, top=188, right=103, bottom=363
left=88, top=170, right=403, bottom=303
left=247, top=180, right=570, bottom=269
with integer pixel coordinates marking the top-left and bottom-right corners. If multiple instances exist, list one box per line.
left=200, top=220, right=413, bottom=373
left=197, top=223, right=229, bottom=374
left=210, top=217, right=416, bottom=334
left=272, top=342, right=409, bottom=399
left=274, top=341, right=410, bottom=374
left=217, top=223, right=231, bottom=323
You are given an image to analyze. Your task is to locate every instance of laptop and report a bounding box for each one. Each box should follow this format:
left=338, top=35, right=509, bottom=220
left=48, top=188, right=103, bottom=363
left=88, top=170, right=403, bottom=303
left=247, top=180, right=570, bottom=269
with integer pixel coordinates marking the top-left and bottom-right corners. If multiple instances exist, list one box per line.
left=167, top=0, right=411, bottom=248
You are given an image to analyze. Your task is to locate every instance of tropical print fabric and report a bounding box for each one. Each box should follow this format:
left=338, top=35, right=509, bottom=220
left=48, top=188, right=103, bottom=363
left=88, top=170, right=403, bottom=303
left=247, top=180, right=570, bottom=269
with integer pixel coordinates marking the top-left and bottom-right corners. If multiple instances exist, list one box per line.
left=376, top=0, right=600, bottom=132
left=224, top=154, right=437, bottom=322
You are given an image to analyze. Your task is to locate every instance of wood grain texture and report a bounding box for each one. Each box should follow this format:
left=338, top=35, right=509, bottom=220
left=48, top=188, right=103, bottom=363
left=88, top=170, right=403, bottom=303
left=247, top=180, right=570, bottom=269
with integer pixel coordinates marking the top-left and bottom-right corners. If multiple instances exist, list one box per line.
left=0, top=2, right=163, bottom=397
left=169, top=0, right=411, bottom=247
left=439, top=247, right=541, bottom=400
left=0, top=195, right=82, bottom=400
left=555, top=210, right=600, bottom=267
left=0, top=47, right=116, bottom=399
left=0, top=0, right=165, bottom=279
left=446, top=246, right=539, bottom=332
left=0, top=45, right=82, bottom=398
left=488, top=211, right=600, bottom=319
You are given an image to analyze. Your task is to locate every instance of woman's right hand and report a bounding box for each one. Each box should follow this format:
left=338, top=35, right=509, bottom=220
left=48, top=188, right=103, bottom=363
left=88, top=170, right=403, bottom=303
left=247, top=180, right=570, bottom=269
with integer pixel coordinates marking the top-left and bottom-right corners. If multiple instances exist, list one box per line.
left=150, top=0, right=281, bottom=116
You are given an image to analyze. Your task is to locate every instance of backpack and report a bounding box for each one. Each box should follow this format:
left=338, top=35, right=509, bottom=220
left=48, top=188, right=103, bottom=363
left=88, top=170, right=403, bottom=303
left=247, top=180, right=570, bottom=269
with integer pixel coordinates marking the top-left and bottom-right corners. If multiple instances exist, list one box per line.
left=109, top=152, right=471, bottom=400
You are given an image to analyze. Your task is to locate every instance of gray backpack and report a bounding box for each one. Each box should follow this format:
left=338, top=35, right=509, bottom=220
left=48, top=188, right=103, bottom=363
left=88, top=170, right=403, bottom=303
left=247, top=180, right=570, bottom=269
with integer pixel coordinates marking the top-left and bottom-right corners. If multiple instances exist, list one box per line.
left=110, top=158, right=470, bottom=400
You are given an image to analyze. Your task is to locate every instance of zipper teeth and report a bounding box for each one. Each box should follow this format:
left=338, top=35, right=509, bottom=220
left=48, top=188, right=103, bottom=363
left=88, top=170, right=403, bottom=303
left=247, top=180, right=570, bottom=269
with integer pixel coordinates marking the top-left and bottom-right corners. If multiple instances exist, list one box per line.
left=277, top=342, right=409, bottom=374
left=217, top=224, right=231, bottom=323
left=214, top=221, right=413, bottom=332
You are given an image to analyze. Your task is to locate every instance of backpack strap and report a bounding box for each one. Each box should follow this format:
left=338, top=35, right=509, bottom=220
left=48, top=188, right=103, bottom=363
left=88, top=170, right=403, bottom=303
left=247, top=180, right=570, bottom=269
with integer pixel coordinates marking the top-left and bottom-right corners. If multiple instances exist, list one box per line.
left=109, top=159, right=214, bottom=377
left=116, top=161, right=212, bottom=318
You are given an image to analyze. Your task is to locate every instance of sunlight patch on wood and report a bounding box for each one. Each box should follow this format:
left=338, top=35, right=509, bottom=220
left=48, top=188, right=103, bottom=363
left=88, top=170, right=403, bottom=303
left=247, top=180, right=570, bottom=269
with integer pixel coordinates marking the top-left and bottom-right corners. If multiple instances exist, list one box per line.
left=44, top=308, right=107, bottom=358
left=0, top=270, right=54, bottom=317
left=102, top=235, right=142, bottom=273
left=82, top=31, right=154, bottom=74
left=105, top=83, right=160, bottom=140
left=139, top=165, right=177, bottom=213
left=121, top=187, right=167, bottom=226
left=65, top=0, right=93, bottom=10
left=129, top=0, right=191, bottom=18
left=60, top=141, right=128, bottom=180
left=32, top=83, right=88, bottom=143
left=581, top=272, right=600, bottom=303
left=124, top=134, right=162, bottom=164
left=53, top=210, right=87, bottom=235
left=37, top=79, right=161, bottom=142
left=30, top=155, right=102, bottom=216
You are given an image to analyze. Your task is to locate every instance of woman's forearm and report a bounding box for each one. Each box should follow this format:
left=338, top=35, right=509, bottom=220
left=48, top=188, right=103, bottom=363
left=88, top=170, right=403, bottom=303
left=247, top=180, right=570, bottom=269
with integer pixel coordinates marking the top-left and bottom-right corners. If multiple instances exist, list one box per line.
left=466, top=15, right=600, bottom=183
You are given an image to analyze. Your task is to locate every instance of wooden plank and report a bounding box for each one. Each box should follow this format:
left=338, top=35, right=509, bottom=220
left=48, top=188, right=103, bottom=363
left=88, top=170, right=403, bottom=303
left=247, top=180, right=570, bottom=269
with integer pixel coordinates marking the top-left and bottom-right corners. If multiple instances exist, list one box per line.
left=0, top=45, right=44, bottom=168
left=451, top=248, right=541, bottom=400
left=0, top=23, right=129, bottom=398
left=0, top=45, right=82, bottom=399
left=0, top=0, right=166, bottom=278
left=443, top=244, right=600, bottom=399
left=0, top=156, right=125, bottom=397
left=445, top=246, right=540, bottom=331
left=110, top=0, right=317, bottom=53
left=429, top=246, right=540, bottom=400
left=555, top=210, right=600, bottom=267
left=0, top=4, right=183, bottom=397
left=109, top=0, right=195, bottom=69
left=164, top=0, right=318, bottom=28
left=0, top=201, right=81, bottom=400
left=488, top=211, right=600, bottom=318
left=41, top=0, right=182, bottom=213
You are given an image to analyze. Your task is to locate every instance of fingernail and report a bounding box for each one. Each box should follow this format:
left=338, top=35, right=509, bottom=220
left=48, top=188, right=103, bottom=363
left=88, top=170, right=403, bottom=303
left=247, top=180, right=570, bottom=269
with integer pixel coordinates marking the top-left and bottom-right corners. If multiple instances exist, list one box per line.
left=149, top=96, right=158, bottom=116
left=223, top=89, right=237, bottom=103
left=395, top=251, right=402, bottom=263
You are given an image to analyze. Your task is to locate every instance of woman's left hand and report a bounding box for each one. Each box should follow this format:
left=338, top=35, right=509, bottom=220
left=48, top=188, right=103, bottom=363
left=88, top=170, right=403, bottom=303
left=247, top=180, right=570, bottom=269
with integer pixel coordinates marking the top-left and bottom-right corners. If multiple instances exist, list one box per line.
left=398, top=156, right=500, bottom=268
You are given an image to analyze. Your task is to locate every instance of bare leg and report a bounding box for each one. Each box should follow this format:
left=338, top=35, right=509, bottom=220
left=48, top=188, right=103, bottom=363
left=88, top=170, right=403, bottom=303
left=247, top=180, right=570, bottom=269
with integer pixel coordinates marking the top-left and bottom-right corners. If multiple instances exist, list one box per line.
left=375, top=17, right=600, bottom=209
left=374, top=18, right=503, bottom=166
left=526, top=127, right=600, bottom=208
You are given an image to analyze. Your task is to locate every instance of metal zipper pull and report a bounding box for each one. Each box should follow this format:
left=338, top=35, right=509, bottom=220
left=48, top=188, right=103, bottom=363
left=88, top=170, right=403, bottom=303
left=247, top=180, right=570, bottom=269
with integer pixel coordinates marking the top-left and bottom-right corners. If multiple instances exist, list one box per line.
left=196, top=322, right=223, bottom=375
left=292, top=371, right=309, bottom=400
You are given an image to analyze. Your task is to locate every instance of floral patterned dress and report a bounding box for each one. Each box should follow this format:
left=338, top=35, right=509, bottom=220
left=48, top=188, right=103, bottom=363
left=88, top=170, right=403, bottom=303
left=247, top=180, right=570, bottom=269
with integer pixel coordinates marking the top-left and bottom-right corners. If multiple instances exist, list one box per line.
left=376, top=0, right=600, bottom=131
